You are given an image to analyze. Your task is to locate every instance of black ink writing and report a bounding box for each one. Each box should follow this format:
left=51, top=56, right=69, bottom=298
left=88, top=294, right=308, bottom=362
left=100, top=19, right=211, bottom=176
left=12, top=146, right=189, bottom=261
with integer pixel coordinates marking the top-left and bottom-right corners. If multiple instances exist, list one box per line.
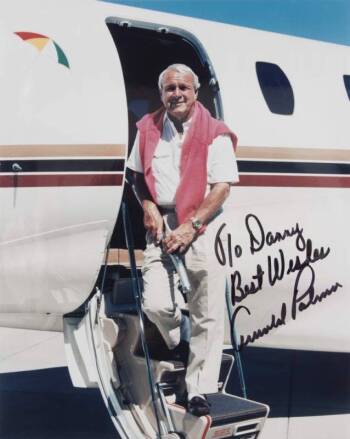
left=215, top=213, right=343, bottom=350
left=231, top=265, right=264, bottom=306
left=268, top=249, right=285, bottom=286
left=214, top=223, right=243, bottom=267
left=232, top=302, right=287, bottom=349
left=245, top=213, right=305, bottom=255
left=215, top=223, right=226, bottom=265
left=291, top=264, right=343, bottom=319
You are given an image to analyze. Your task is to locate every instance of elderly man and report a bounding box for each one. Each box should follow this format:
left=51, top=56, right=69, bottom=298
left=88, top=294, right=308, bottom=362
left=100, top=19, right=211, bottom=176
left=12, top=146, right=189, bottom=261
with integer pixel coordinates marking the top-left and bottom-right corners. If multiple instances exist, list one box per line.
left=127, top=64, right=239, bottom=416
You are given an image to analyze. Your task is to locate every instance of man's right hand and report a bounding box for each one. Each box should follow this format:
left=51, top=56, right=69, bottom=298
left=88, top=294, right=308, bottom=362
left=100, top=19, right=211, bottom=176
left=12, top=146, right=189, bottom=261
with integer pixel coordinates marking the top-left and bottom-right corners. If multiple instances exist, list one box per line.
left=142, top=200, right=163, bottom=243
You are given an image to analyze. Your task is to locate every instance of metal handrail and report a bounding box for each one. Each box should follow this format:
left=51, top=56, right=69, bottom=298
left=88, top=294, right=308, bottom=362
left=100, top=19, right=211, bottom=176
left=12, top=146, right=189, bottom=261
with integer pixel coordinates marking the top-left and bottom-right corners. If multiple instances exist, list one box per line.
left=122, top=202, right=172, bottom=438
left=225, top=280, right=247, bottom=398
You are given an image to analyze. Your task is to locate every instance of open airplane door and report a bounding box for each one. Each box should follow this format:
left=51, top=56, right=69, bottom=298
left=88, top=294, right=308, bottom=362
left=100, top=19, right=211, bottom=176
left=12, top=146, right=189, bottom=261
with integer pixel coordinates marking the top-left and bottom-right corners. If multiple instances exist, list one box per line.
left=64, top=14, right=269, bottom=439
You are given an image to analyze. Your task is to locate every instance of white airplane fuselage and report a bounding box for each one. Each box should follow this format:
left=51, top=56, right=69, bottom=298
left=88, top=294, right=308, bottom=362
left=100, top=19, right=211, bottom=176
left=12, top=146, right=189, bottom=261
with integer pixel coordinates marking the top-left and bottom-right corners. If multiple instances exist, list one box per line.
left=1, top=0, right=349, bottom=349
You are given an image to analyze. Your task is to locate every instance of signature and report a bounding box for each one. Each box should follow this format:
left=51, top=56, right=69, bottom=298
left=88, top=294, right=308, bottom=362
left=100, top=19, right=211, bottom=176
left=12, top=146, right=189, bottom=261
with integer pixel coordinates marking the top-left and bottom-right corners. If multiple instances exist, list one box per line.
left=215, top=214, right=343, bottom=350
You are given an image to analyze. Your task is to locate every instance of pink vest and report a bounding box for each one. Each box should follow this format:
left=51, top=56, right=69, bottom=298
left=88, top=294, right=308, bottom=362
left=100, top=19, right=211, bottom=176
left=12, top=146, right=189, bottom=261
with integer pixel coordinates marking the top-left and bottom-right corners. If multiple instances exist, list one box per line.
left=137, top=101, right=238, bottom=225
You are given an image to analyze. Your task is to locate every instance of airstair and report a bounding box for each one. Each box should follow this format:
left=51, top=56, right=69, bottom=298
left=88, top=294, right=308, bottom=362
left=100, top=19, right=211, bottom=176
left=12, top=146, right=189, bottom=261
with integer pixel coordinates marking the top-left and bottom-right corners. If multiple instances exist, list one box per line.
left=101, top=203, right=270, bottom=438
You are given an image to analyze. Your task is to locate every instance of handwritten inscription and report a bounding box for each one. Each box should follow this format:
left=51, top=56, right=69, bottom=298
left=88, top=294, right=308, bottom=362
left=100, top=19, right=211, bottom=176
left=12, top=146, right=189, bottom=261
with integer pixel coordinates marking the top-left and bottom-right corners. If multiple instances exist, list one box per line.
left=215, top=214, right=343, bottom=349
left=245, top=213, right=305, bottom=254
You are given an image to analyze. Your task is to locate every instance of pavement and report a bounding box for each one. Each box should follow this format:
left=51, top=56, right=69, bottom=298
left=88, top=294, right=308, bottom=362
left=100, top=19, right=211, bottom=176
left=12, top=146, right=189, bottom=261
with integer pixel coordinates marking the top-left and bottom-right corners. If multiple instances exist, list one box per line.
left=0, top=328, right=116, bottom=439
left=0, top=328, right=350, bottom=439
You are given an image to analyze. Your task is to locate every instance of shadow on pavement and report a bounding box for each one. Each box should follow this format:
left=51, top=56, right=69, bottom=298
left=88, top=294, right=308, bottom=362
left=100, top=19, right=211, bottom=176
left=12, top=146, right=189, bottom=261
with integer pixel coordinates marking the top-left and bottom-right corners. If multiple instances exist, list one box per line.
left=0, top=367, right=118, bottom=439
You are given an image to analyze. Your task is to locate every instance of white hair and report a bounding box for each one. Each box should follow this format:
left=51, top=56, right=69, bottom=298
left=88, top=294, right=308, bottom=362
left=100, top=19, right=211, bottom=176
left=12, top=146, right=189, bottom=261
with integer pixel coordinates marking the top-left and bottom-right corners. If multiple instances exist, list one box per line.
left=158, top=64, right=200, bottom=91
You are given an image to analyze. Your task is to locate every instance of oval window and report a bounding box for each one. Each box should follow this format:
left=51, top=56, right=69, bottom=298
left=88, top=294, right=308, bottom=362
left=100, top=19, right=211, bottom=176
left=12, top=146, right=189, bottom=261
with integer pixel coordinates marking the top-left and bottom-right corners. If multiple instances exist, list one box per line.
left=256, top=61, right=294, bottom=115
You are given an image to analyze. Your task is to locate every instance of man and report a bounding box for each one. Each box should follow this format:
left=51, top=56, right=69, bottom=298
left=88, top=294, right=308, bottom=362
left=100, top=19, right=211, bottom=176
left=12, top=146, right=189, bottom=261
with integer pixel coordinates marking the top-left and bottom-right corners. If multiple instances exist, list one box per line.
left=127, top=64, right=239, bottom=416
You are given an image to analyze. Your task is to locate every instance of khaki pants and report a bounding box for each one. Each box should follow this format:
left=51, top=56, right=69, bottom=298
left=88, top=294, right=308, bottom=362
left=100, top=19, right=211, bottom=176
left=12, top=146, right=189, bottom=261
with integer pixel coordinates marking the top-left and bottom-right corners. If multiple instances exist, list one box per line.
left=142, top=212, right=226, bottom=395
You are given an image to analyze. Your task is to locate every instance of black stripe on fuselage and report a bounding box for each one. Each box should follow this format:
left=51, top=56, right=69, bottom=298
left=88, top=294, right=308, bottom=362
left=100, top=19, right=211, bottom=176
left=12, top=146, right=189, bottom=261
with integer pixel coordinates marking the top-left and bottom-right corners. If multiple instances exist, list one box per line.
left=1, top=159, right=349, bottom=176
left=0, top=159, right=124, bottom=173
left=238, top=160, right=350, bottom=175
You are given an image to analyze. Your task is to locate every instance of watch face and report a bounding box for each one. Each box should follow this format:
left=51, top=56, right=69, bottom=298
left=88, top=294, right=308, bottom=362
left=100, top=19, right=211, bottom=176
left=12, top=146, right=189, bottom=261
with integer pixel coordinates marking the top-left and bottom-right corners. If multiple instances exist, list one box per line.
left=192, top=219, right=202, bottom=230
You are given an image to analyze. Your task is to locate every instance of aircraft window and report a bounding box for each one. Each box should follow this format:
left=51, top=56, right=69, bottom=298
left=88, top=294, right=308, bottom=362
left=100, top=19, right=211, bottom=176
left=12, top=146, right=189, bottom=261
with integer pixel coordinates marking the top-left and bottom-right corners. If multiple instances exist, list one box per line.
left=256, top=62, right=294, bottom=115
left=343, top=75, right=350, bottom=100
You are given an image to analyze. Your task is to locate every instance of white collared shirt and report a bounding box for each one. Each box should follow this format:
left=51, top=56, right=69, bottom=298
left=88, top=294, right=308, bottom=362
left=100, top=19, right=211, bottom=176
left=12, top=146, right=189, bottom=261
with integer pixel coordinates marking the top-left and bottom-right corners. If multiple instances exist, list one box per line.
left=127, top=114, right=239, bottom=206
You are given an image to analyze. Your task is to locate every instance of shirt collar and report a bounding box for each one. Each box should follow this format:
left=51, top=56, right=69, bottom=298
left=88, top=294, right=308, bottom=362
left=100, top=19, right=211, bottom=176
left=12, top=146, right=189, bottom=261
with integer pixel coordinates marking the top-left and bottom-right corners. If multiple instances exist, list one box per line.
left=164, top=112, right=192, bottom=133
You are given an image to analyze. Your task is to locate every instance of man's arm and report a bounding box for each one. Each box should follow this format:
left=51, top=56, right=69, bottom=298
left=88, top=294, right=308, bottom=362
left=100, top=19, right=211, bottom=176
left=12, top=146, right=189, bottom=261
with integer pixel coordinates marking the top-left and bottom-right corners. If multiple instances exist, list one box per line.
left=163, top=182, right=230, bottom=254
left=132, top=171, right=164, bottom=243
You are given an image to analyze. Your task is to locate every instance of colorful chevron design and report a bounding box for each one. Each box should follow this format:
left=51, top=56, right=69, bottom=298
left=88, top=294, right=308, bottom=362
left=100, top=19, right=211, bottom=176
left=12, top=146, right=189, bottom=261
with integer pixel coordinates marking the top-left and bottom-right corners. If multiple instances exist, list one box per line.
left=14, top=31, right=70, bottom=68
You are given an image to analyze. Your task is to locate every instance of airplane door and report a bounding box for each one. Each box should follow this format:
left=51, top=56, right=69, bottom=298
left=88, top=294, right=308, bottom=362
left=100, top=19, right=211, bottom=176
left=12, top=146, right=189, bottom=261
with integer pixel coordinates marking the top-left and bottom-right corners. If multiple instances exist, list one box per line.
left=106, top=16, right=224, bottom=130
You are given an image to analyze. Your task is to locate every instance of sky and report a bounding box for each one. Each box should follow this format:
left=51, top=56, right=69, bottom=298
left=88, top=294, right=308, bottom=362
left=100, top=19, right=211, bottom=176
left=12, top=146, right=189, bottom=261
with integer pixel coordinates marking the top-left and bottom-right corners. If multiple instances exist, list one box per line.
left=104, top=0, right=350, bottom=47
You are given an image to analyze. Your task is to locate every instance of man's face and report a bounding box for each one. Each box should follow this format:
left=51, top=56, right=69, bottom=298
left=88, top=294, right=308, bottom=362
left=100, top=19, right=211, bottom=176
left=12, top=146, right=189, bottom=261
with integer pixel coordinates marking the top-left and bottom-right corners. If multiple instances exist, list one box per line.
left=160, top=70, right=198, bottom=122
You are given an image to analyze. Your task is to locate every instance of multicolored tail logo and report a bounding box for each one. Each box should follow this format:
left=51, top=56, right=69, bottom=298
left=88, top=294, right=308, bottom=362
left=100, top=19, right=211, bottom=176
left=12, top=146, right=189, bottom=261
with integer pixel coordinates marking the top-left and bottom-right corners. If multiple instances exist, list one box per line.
left=14, top=31, right=70, bottom=69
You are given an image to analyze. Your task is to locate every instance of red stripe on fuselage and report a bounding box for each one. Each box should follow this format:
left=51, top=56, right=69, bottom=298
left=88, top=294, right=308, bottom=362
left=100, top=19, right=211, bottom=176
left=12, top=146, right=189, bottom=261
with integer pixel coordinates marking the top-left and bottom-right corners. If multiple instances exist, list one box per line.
left=0, top=174, right=123, bottom=188
left=238, top=175, right=350, bottom=187
left=1, top=174, right=349, bottom=189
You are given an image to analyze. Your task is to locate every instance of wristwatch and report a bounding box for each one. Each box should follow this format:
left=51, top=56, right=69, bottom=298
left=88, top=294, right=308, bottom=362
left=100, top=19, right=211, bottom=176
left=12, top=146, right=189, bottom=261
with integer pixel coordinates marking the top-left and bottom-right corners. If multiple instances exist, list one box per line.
left=190, top=217, right=203, bottom=232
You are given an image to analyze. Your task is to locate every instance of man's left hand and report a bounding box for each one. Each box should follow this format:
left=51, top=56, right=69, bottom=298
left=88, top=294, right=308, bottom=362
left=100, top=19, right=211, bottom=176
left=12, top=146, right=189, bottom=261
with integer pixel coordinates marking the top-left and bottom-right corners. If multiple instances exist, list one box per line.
left=163, top=222, right=196, bottom=254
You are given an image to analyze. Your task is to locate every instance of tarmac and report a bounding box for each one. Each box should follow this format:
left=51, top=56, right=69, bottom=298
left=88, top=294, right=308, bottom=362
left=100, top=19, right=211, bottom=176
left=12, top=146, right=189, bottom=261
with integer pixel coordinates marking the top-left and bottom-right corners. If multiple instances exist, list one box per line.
left=0, top=328, right=349, bottom=439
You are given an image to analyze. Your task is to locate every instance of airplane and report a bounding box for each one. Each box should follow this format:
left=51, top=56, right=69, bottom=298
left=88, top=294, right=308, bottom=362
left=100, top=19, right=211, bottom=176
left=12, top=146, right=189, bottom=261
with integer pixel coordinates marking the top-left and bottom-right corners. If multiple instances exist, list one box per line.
left=0, top=0, right=349, bottom=437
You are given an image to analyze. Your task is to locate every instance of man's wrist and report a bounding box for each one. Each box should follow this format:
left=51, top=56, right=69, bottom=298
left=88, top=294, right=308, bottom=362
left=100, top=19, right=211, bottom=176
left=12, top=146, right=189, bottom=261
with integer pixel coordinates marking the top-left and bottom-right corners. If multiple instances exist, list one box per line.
left=189, top=216, right=203, bottom=233
left=142, top=199, right=157, bottom=210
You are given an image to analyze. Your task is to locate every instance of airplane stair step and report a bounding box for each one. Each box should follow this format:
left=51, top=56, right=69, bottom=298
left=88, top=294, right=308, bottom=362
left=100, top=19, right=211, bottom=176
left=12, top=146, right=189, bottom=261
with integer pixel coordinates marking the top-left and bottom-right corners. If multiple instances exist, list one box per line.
left=158, top=352, right=233, bottom=382
left=158, top=363, right=186, bottom=396
left=207, top=393, right=268, bottom=428
left=168, top=392, right=269, bottom=439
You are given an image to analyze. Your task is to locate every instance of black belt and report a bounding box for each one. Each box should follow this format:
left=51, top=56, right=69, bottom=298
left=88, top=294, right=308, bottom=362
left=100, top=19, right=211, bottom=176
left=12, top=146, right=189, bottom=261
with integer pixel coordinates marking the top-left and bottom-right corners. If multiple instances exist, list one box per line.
left=158, top=206, right=176, bottom=215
